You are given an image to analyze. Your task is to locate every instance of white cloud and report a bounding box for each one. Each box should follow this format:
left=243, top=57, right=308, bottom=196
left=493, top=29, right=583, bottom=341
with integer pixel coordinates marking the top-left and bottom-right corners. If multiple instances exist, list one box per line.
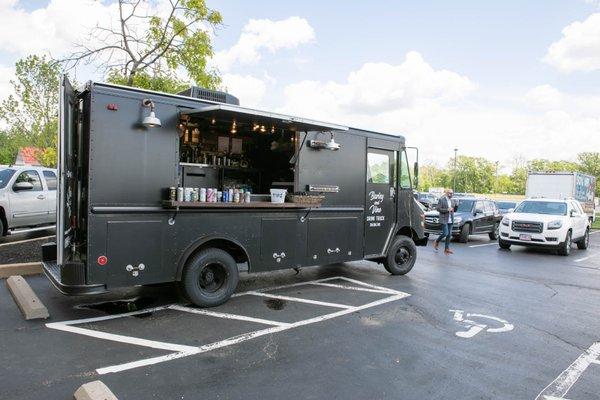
left=276, top=53, right=600, bottom=165
left=279, top=51, right=475, bottom=119
left=221, top=73, right=267, bottom=108
left=0, top=0, right=117, bottom=57
left=544, top=13, right=600, bottom=72
left=524, top=84, right=562, bottom=110
left=213, top=17, right=315, bottom=71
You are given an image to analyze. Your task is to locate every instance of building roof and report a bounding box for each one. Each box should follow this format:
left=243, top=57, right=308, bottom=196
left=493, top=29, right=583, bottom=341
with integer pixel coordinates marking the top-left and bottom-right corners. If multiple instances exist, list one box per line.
left=15, top=147, right=42, bottom=166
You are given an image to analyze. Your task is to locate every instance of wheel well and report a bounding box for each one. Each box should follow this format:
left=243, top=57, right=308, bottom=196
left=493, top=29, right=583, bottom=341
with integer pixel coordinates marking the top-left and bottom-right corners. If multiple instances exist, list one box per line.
left=396, top=226, right=419, bottom=240
left=0, top=207, right=7, bottom=236
left=176, top=238, right=249, bottom=280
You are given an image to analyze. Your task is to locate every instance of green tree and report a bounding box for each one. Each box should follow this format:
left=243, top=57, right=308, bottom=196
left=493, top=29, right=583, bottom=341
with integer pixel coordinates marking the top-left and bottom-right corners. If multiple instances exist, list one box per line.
left=451, top=156, right=496, bottom=193
left=528, top=159, right=579, bottom=172
left=64, top=0, right=222, bottom=90
left=106, top=69, right=189, bottom=94
left=0, top=55, right=60, bottom=167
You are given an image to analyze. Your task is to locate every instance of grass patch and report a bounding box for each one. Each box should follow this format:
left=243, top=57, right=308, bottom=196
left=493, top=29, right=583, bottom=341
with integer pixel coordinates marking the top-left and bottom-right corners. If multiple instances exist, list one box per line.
left=593, top=218, right=600, bottom=230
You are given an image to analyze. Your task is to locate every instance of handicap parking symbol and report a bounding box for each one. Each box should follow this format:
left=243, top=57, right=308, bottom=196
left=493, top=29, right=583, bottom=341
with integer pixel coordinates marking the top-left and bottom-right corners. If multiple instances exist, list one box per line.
left=450, top=309, right=514, bottom=338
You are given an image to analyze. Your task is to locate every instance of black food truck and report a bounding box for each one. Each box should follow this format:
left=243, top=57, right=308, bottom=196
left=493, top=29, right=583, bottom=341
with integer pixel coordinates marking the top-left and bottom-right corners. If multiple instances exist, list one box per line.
left=42, top=76, right=427, bottom=307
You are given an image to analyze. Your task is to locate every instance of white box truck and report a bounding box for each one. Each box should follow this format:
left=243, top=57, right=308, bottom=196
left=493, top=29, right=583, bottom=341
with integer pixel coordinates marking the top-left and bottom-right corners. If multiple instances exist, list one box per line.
left=526, top=172, right=597, bottom=222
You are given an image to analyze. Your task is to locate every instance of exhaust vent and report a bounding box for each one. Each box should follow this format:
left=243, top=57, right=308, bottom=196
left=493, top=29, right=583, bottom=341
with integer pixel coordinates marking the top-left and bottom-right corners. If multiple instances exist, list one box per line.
left=178, top=86, right=239, bottom=105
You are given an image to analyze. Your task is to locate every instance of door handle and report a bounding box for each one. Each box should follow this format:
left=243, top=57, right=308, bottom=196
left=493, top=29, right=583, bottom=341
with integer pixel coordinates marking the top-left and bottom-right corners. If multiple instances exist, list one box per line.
left=327, top=247, right=340, bottom=254
left=37, top=194, right=46, bottom=200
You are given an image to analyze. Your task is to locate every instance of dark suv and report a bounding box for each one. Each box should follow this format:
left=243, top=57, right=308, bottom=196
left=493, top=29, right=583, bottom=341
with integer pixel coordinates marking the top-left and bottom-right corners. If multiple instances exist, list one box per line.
left=424, top=197, right=502, bottom=243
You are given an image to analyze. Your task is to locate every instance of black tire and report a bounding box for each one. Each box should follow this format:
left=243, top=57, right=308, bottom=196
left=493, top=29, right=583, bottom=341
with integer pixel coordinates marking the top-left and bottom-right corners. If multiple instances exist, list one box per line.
left=488, top=223, right=499, bottom=240
left=557, top=230, right=572, bottom=256
left=576, top=228, right=590, bottom=250
left=0, top=217, right=4, bottom=236
left=458, top=224, right=470, bottom=243
left=383, top=235, right=417, bottom=275
left=179, top=248, right=239, bottom=307
left=498, top=239, right=511, bottom=250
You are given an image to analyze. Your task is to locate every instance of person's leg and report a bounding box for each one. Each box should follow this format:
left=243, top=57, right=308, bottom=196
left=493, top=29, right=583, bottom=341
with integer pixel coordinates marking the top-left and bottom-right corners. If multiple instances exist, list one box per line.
left=445, top=223, right=453, bottom=250
left=434, top=221, right=447, bottom=250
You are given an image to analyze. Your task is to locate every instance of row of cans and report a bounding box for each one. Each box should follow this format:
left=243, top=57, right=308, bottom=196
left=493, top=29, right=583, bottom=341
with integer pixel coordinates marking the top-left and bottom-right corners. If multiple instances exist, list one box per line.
left=170, top=187, right=251, bottom=203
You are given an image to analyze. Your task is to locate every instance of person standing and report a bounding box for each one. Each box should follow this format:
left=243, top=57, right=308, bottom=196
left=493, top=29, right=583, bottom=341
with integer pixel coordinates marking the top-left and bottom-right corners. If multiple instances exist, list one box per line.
left=433, top=189, right=455, bottom=255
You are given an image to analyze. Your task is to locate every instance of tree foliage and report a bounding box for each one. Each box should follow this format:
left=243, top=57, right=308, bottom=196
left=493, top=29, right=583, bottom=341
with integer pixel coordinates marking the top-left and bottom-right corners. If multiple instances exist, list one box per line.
left=64, top=0, right=222, bottom=90
left=0, top=55, right=60, bottom=166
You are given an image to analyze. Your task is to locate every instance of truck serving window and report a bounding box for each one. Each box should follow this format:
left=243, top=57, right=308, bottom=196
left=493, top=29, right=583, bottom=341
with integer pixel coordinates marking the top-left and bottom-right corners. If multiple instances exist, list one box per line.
left=367, top=152, right=390, bottom=184
left=0, top=168, right=15, bottom=189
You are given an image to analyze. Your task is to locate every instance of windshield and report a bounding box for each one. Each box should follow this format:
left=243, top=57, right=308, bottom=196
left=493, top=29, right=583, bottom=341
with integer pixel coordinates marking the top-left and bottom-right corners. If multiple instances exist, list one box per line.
left=514, top=201, right=567, bottom=216
left=0, top=168, right=16, bottom=189
left=498, top=201, right=516, bottom=209
left=456, top=199, right=474, bottom=212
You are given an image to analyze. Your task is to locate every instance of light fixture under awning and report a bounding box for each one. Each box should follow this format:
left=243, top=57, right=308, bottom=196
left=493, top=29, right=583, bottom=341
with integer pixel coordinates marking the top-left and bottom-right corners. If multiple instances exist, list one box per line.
left=180, top=103, right=348, bottom=132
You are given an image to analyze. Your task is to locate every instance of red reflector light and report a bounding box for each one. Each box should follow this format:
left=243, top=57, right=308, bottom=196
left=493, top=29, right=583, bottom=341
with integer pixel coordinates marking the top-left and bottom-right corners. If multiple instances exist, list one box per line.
left=107, top=103, right=118, bottom=111
left=97, top=256, right=108, bottom=266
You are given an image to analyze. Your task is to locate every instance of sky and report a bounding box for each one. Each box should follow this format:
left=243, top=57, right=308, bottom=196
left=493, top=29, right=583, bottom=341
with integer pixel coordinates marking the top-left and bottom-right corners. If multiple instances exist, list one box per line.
left=0, top=0, right=599, bottom=170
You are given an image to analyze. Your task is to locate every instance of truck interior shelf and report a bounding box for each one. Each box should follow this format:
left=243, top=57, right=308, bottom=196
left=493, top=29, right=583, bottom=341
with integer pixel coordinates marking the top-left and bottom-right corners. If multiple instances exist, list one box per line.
left=162, top=200, right=316, bottom=209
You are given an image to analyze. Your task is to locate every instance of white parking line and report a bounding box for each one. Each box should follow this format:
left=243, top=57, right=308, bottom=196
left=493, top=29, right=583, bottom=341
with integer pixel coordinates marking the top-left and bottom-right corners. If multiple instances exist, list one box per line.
left=589, top=230, right=600, bottom=235
left=468, top=243, right=498, bottom=248
left=97, top=292, right=409, bottom=375
left=535, top=342, right=600, bottom=400
left=309, top=282, right=393, bottom=294
left=47, top=276, right=409, bottom=375
left=574, top=253, right=599, bottom=263
left=169, top=304, right=291, bottom=327
left=245, top=291, right=354, bottom=309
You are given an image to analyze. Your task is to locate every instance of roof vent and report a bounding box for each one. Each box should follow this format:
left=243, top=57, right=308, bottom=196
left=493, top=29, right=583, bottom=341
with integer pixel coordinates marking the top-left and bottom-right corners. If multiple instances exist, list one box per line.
left=178, top=86, right=239, bottom=105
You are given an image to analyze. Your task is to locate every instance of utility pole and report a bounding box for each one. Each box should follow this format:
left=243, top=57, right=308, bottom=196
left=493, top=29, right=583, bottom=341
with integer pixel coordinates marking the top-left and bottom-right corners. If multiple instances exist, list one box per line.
left=453, top=148, right=458, bottom=192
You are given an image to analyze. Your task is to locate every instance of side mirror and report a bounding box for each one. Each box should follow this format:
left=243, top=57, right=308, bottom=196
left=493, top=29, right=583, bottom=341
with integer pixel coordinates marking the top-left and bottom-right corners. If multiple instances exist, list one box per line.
left=570, top=210, right=576, bottom=217
left=13, top=181, right=34, bottom=191
left=474, top=208, right=483, bottom=215
left=413, top=162, right=419, bottom=188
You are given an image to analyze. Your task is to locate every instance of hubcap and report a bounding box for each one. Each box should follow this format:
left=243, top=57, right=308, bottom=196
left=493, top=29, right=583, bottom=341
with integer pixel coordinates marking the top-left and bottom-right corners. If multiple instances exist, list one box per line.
left=199, top=263, right=226, bottom=293
left=395, top=247, right=411, bottom=266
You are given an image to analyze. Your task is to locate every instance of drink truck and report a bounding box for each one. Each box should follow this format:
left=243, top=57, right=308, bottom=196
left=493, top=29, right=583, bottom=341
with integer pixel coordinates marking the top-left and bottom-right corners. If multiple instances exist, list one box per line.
left=526, top=172, right=597, bottom=223
left=41, top=76, right=427, bottom=307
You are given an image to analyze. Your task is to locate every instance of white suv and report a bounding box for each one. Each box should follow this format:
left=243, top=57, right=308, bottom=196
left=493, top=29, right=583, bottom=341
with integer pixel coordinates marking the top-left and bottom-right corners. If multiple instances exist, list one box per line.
left=498, top=198, right=590, bottom=256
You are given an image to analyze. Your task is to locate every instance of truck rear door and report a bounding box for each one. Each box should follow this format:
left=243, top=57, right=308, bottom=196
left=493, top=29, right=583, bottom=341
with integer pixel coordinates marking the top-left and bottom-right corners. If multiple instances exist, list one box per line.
left=57, top=76, right=78, bottom=264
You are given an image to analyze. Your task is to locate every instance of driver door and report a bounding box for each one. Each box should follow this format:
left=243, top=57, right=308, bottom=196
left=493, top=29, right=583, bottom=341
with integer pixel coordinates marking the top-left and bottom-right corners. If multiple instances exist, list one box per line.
left=9, top=170, right=48, bottom=227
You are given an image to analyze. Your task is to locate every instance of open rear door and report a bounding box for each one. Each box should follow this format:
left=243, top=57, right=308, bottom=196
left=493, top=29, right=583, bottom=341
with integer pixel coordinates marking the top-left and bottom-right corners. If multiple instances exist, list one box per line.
left=57, top=75, right=77, bottom=264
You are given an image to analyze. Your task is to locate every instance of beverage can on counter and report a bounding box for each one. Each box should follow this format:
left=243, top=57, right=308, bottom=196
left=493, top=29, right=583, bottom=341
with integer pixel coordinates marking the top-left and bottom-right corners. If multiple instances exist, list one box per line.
left=184, top=187, right=193, bottom=202
left=222, top=189, right=228, bottom=203
left=233, top=189, right=240, bottom=203
left=217, top=191, right=222, bottom=202
left=244, top=191, right=251, bottom=203
left=199, top=188, right=206, bottom=202
left=169, top=187, right=177, bottom=201
left=206, top=188, right=214, bottom=202
left=228, top=188, right=233, bottom=202
left=192, top=188, right=199, bottom=202
left=177, top=187, right=184, bottom=202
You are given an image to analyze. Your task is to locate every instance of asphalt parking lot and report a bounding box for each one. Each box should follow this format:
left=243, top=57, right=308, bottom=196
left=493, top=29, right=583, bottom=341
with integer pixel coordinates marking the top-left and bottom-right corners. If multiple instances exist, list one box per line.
left=1, top=231, right=600, bottom=399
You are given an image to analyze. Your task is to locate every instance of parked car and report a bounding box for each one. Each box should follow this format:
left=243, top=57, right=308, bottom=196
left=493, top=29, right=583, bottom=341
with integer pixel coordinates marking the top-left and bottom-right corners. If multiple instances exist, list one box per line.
left=424, top=197, right=502, bottom=243
left=0, top=165, right=57, bottom=236
left=417, top=192, right=438, bottom=210
left=497, top=200, right=519, bottom=216
left=498, top=198, right=590, bottom=256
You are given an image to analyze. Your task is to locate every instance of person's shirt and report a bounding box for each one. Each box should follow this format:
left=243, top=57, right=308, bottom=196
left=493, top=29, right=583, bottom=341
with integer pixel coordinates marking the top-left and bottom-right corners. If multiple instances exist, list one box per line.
left=446, top=196, right=452, bottom=210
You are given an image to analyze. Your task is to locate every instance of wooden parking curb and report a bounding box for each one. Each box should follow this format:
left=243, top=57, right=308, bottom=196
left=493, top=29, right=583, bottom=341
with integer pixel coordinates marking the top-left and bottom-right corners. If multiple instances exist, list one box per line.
left=73, top=380, right=118, bottom=400
left=6, top=275, right=49, bottom=320
left=0, top=262, right=42, bottom=279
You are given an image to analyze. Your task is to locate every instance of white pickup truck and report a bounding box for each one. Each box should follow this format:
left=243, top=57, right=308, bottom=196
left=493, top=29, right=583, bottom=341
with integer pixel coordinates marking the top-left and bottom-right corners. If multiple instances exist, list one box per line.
left=0, top=165, right=57, bottom=236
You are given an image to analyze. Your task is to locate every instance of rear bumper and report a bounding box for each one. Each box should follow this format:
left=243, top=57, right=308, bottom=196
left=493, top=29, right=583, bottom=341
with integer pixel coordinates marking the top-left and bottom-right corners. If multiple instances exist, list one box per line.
left=41, top=261, right=107, bottom=296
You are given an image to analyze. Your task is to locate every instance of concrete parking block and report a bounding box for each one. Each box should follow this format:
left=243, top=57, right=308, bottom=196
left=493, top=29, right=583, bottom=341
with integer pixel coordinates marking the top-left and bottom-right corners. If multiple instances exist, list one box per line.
left=74, top=380, right=118, bottom=400
left=6, top=275, right=49, bottom=320
left=0, top=262, right=42, bottom=279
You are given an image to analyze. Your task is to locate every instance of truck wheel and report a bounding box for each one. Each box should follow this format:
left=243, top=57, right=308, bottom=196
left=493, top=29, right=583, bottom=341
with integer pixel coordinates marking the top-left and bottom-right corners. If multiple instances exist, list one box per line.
left=557, top=231, right=572, bottom=256
left=489, top=223, right=499, bottom=240
left=180, top=248, right=239, bottom=307
left=458, top=224, right=470, bottom=243
left=383, top=235, right=417, bottom=275
left=0, top=218, right=4, bottom=236
left=576, top=228, right=590, bottom=250
left=498, top=239, right=511, bottom=250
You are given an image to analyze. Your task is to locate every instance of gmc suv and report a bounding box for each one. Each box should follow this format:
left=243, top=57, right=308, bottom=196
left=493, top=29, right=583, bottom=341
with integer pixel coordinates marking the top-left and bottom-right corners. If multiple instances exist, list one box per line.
left=0, top=165, right=57, bottom=236
left=499, top=198, right=590, bottom=256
